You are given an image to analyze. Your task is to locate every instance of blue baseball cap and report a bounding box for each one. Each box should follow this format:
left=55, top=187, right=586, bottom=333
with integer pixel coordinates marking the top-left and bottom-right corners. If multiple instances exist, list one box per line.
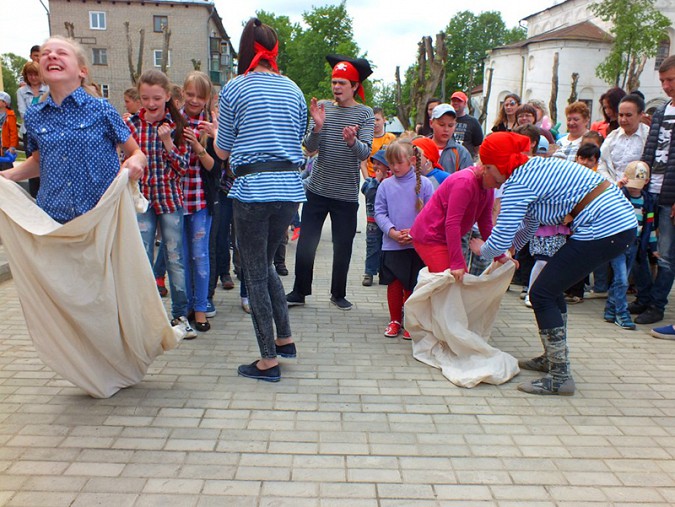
left=370, top=149, right=389, bottom=168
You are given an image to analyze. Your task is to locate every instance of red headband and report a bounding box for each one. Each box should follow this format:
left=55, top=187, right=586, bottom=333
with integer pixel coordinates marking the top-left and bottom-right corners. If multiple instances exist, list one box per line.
left=332, top=61, right=365, bottom=102
left=245, top=41, right=279, bottom=75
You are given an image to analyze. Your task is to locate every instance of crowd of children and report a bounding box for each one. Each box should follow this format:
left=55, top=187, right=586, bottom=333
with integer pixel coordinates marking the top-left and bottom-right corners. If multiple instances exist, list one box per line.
left=1, top=33, right=670, bottom=396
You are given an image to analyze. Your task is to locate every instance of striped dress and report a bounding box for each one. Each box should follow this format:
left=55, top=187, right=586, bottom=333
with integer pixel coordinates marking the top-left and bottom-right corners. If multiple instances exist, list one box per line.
left=304, top=101, right=374, bottom=202
left=216, top=72, right=307, bottom=203
left=480, top=156, right=638, bottom=259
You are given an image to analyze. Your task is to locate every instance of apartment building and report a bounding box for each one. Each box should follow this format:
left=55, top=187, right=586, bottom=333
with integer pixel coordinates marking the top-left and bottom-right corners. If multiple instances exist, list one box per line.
left=49, top=0, right=234, bottom=112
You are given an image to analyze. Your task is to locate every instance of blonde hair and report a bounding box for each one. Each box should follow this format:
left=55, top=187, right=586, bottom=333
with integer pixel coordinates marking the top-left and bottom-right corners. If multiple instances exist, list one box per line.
left=384, top=139, right=425, bottom=212
left=183, top=71, right=213, bottom=145
left=41, top=36, right=97, bottom=96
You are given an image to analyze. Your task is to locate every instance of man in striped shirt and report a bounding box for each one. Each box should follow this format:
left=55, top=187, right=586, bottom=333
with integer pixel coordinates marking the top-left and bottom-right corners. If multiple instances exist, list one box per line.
left=287, top=56, right=375, bottom=311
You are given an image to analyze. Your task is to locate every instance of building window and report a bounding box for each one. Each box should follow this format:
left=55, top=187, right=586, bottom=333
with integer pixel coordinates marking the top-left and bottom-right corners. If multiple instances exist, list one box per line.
left=154, top=15, right=168, bottom=33
left=92, top=48, right=108, bottom=66
left=153, top=50, right=171, bottom=68
left=100, top=84, right=110, bottom=99
left=89, top=11, right=106, bottom=30
left=655, top=37, right=671, bottom=70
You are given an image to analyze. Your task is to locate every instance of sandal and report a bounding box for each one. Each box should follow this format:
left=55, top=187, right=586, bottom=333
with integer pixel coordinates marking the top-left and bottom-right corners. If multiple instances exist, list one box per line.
left=194, top=320, right=210, bottom=332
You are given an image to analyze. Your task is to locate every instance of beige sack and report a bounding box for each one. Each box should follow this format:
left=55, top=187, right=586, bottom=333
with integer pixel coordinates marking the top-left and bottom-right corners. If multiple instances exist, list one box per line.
left=0, top=171, right=181, bottom=398
left=405, top=262, right=519, bottom=388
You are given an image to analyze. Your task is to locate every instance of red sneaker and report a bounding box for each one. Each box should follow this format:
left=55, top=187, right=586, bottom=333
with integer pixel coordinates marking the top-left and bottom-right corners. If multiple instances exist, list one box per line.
left=291, top=227, right=300, bottom=241
left=402, top=329, right=411, bottom=340
left=384, top=321, right=401, bottom=338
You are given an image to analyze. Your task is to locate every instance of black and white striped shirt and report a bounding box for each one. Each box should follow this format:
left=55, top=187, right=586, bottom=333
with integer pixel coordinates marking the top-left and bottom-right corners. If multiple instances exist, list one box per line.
left=304, top=100, right=374, bottom=202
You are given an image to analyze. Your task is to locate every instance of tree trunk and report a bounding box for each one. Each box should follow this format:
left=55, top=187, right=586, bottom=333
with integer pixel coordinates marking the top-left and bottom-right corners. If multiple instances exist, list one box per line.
left=160, top=25, right=171, bottom=74
left=568, top=72, right=579, bottom=104
left=627, top=55, right=647, bottom=92
left=549, top=52, right=559, bottom=125
left=125, top=22, right=145, bottom=86
left=479, top=66, right=493, bottom=128
left=412, top=33, right=448, bottom=126
left=394, top=65, right=410, bottom=131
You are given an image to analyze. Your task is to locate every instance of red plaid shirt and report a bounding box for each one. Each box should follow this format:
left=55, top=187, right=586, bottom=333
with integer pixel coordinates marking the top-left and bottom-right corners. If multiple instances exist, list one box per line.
left=182, top=111, right=207, bottom=214
left=125, top=109, right=189, bottom=214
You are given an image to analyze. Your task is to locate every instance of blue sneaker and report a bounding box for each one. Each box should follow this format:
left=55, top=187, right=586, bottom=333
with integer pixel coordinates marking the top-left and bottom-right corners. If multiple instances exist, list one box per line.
left=238, top=361, right=280, bottom=382
left=614, top=312, right=636, bottom=330
left=205, top=299, right=216, bottom=318
left=651, top=324, right=675, bottom=340
left=603, top=306, right=616, bottom=323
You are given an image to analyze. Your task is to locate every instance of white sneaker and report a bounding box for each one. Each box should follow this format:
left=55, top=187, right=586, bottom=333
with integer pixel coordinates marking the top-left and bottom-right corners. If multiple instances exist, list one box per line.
left=172, top=316, right=197, bottom=340
left=524, top=294, right=533, bottom=308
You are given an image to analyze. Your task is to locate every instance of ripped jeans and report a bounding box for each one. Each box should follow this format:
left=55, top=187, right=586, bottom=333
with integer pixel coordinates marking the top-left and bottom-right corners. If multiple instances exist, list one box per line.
left=183, top=207, right=212, bottom=313
left=137, top=207, right=188, bottom=319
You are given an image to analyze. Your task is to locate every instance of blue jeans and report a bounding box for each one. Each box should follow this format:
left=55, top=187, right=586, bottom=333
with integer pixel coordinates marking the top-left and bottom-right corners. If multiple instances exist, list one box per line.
left=592, top=263, right=610, bottom=292
left=183, top=207, right=212, bottom=313
left=640, top=203, right=675, bottom=312
left=365, top=222, right=382, bottom=276
left=137, top=208, right=188, bottom=318
left=215, top=192, right=233, bottom=280
left=607, top=242, right=638, bottom=316
left=233, top=200, right=298, bottom=359
left=530, top=229, right=635, bottom=330
left=153, top=241, right=167, bottom=279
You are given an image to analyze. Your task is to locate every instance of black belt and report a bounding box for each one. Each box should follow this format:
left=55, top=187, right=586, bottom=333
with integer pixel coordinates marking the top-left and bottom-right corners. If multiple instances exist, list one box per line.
left=235, top=161, right=300, bottom=178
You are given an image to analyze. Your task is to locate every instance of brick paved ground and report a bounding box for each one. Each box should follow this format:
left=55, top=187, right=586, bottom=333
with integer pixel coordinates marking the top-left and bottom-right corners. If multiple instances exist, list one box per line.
left=1, top=205, right=675, bottom=506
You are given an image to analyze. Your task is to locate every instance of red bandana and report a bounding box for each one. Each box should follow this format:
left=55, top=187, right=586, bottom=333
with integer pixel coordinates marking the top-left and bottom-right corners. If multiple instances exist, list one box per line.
left=332, top=61, right=365, bottom=103
left=479, top=132, right=531, bottom=177
left=245, top=41, right=279, bottom=75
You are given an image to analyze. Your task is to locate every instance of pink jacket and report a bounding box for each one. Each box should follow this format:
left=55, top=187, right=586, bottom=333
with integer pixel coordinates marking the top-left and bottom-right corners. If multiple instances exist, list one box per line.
left=410, top=167, right=494, bottom=270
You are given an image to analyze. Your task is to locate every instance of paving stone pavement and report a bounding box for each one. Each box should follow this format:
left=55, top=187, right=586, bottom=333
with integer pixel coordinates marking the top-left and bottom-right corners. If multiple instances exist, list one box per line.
left=1, top=203, right=675, bottom=506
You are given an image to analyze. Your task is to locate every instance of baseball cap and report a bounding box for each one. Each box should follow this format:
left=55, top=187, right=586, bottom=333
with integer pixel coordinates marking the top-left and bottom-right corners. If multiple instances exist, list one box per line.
left=370, top=149, right=389, bottom=168
left=451, top=91, right=468, bottom=103
left=430, top=103, right=456, bottom=120
left=624, top=160, right=650, bottom=189
left=0, top=91, right=10, bottom=107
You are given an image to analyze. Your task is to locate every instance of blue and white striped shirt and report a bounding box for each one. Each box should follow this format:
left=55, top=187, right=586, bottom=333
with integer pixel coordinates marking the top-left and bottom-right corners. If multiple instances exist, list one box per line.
left=217, top=72, right=307, bottom=203
left=481, top=156, right=638, bottom=259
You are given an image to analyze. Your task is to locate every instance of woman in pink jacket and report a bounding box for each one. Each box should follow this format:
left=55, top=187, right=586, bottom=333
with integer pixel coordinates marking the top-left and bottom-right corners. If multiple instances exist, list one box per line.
left=409, top=137, right=529, bottom=281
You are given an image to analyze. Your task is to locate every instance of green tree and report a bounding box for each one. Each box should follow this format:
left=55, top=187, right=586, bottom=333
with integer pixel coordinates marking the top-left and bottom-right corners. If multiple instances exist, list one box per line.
left=590, top=0, right=671, bottom=90
left=442, top=11, right=525, bottom=103
left=255, top=10, right=300, bottom=75
left=286, top=2, right=365, bottom=102
left=1, top=53, right=28, bottom=107
left=371, top=80, right=397, bottom=118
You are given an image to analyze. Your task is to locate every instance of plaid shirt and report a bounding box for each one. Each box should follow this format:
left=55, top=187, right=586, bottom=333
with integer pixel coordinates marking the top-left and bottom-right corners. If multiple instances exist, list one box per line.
left=125, top=109, right=189, bottom=214
left=182, top=110, right=207, bottom=214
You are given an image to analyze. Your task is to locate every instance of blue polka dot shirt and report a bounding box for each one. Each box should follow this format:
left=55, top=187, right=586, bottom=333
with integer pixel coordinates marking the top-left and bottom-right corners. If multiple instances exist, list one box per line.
left=25, top=87, right=131, bottom=223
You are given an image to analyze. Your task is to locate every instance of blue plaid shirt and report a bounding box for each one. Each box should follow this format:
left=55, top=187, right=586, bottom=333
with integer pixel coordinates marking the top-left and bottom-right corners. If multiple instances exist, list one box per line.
left=25, top=87, right=130, bottom=223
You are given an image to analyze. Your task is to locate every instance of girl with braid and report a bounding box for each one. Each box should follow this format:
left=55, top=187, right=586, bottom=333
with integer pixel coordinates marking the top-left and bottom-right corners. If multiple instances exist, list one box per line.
left=375, top=139, right=433, bottom=339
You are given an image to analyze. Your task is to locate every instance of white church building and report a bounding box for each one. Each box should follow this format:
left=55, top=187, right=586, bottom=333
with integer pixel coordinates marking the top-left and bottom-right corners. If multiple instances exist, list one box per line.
left=481, top=0, right=675, bottom=131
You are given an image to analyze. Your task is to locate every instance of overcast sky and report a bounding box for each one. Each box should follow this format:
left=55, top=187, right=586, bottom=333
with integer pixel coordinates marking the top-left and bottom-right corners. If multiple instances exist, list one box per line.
left=1, top=0, right=558, bottom=83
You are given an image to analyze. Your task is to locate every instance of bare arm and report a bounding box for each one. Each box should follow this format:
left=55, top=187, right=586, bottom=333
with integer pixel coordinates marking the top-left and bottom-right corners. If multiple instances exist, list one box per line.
left=119, top=137, right=147, bottom=181
left=0, top=152, right=41, bottom=181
